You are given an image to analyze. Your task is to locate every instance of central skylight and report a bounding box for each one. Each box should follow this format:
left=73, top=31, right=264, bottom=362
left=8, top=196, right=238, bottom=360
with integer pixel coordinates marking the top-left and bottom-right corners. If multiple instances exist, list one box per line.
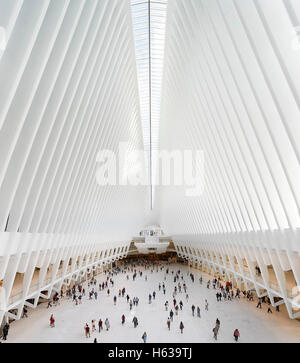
left=131, top=0, right=168, bottom=210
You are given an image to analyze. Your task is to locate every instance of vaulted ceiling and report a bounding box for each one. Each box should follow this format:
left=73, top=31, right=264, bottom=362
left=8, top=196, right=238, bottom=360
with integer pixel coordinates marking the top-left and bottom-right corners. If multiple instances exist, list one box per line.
left=0, top=0, right=147, bottom=242
left=158, top=0, right=300, bottom=247
left=0, top=0, right=299, bottom=249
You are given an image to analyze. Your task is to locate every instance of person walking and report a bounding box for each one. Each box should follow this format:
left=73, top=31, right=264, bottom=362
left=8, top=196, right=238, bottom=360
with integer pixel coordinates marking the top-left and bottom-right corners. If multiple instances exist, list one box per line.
left=267, top=304, right=273, bottom=313
left=98, top=319, right=103, bottom=332
left=92, top=320, right=96, bottom=332
left=105, top=318, right=110, bottom=331
left=191, top=304, right=195, bottom=316
left=170, top=309, right=174, bottom=322
left=22, top=307, right=28, bottom=318
left=132, top=316, right=138, bottom=328
left=256, top=298, right=262, bottom=309
left=234, top=328, right=240, bottom=342
left=2, top=323, right=9, bottom=341
left=121, top=314, right=125, bottom=325
left=167, top=317, right=171, bottom=330
left=213, top=325, right=219, bottom=341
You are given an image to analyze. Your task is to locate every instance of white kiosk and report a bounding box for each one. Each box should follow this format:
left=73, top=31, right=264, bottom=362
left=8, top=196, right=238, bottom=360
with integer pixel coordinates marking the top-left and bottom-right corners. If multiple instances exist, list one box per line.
left=134, top=226, right=170, bottom=254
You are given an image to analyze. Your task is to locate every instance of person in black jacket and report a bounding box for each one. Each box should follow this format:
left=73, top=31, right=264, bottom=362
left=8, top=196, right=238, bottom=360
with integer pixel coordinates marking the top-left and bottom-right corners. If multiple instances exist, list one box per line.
left=179, top=321, right=184, bottom=334
left=2, top=323, right=9, bottom=341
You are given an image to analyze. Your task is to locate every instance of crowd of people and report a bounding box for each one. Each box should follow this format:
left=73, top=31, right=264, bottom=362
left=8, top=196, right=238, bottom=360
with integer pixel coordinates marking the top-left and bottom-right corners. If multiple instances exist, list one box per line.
left=41, top=259, right=244, bottom=343
left=1, top=258, right=282, bottom=343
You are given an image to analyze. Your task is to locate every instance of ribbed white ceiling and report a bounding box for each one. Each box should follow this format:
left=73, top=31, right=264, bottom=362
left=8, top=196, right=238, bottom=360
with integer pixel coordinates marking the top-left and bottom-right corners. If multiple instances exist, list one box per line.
left=0, top=0, right=147, bottom=242
left=158, top=0, right=300, bottom=244
left=0, top=0, right=299, bottom=248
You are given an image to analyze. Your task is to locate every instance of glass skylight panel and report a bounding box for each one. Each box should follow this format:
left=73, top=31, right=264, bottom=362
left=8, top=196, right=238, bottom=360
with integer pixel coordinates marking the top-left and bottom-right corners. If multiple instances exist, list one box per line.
left=131, top=0, right=168, bottom=210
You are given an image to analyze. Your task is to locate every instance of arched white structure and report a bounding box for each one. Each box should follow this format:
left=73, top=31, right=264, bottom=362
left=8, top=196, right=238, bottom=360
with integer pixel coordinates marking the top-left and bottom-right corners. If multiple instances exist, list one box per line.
left=0, top=0, right=300, bottom=326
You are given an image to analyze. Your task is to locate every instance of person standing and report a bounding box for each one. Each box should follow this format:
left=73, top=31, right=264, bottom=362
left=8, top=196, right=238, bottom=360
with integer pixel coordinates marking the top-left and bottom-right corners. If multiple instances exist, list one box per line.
left=85, top=323, right=90, bottom=338
left=50, top=314, right=55, bottom=328
left=179, top=321, right=184, bottom=334
left=121, top=314, right=125, bottom=325
left=142, top=332, right=147, bottom=343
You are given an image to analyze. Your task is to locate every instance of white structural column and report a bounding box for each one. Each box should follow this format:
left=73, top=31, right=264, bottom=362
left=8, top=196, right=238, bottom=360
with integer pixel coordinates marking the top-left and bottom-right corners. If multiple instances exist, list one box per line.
left=158, top=0, right=300, bottom=318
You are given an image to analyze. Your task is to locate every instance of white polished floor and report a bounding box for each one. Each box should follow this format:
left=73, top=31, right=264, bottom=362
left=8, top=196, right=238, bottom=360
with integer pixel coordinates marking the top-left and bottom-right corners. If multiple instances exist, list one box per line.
left=5, top=264, right=300, bottom=343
